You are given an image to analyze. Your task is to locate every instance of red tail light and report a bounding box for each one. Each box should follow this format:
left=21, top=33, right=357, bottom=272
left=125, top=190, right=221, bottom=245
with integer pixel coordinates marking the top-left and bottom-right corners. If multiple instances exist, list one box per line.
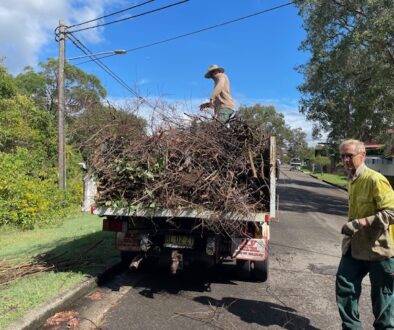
left=103, top=219, right=123, bottom=232
left=265, top=214, right=270, bottom=223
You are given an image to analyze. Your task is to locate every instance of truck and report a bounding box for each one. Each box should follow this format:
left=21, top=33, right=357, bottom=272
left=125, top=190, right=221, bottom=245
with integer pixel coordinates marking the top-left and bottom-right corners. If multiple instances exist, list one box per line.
left=88, top=136, right=277, bottom=282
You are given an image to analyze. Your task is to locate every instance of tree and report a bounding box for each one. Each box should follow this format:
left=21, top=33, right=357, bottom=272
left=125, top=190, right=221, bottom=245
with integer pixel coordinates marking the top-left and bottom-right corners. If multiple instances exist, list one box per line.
left=15, top=66, right=48, bottom=110
left=0, top=61, right=17, bottom=98
left=314, top=155, right=331, bottom=174
left=295, top=0, right=394, bottom=143
left=15, top=58, right=107, bottom=115
left=287, top=127, right=309, bottom=159
left=238, top=104, right=292, bottom=149
left=238, top=104, right=311, bottom=159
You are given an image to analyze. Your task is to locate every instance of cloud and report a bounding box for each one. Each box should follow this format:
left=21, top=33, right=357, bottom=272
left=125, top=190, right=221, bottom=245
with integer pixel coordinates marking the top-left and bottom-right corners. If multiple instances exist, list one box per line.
left=0, top=0, right=122, bottom=74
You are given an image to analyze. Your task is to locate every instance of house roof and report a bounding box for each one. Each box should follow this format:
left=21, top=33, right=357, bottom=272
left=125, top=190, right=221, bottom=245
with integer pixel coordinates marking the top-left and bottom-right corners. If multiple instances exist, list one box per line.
left=364, top=143, right=385, bottom=149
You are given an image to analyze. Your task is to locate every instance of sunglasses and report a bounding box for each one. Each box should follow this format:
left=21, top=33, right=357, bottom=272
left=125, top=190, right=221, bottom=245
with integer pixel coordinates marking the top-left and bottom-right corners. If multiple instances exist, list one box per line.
left=340, top=152, right=361, bottom=160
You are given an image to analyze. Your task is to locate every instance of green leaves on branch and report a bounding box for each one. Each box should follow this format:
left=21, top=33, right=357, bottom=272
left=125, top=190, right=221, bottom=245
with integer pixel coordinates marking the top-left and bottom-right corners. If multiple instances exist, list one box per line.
left=295, top=0, right=394, bottom=143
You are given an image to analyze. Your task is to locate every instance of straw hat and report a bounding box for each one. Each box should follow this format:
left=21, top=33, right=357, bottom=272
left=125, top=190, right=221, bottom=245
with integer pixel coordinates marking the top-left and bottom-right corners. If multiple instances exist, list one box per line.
left=204, top=64, right=224, bottom=78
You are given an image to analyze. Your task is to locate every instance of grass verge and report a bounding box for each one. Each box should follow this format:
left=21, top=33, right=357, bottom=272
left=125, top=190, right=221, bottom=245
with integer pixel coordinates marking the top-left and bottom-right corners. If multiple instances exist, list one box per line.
left=310, top=172, right=348, bottom=188
left=0, top=212, right=119, bottom=329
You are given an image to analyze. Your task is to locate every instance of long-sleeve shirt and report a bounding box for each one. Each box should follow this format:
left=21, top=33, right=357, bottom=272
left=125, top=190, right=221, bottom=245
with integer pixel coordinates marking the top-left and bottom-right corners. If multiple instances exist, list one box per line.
left=210, top=72, right=235, bottom=116
left=342, top=164, right=394, bottom=260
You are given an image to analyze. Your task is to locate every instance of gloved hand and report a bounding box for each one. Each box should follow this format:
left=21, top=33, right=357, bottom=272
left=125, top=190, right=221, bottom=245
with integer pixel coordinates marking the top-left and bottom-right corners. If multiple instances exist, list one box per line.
left=341, top=219, right=361, bottom=236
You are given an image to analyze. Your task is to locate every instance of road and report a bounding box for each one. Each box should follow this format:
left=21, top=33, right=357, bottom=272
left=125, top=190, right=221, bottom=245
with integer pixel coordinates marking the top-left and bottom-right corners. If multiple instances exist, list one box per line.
left=44, top=167, right=375, bottom=329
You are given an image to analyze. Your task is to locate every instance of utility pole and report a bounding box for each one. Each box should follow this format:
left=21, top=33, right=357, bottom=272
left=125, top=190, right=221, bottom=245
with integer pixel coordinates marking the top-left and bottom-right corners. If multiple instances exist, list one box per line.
left=57, top=20, right=66, bottom=190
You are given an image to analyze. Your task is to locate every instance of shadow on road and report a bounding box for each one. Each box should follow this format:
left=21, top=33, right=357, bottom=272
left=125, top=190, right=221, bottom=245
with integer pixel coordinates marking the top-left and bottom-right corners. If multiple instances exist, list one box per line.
left=125, top=264, right=238, bottom=298
left=194, top=296, right=320, bottom=330
left=284, top=178, right=342, bottom=189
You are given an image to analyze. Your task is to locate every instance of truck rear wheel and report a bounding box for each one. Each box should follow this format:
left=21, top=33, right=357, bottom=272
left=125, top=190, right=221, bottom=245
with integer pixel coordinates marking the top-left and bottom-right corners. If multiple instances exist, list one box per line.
left=253, top=257, right=268, bottom=282
left=236, top=259, right=252, bottom=280
left=236, top=258, right=268, bottom=282
left=120, top=251, right=136, bottom=267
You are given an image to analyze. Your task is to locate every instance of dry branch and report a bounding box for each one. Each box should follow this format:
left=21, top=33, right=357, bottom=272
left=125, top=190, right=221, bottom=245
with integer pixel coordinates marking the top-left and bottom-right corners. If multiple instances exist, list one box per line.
left=89, top=115, right=271, bottom=234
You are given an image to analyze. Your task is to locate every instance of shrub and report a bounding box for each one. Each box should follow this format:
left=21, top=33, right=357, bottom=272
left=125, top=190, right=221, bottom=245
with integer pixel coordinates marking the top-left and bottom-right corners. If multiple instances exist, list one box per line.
left=0, top=148, right=79, bottom=229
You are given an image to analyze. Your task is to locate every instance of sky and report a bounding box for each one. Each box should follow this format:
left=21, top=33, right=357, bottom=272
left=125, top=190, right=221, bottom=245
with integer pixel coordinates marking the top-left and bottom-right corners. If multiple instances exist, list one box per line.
left=0, top=0, right=320, bottom=144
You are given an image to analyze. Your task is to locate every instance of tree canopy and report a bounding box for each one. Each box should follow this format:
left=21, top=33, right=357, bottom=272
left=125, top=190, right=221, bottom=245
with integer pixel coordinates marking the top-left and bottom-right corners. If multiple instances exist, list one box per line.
left=238, top=104, right=310, bottom=159
left=15, top=58, right=107, bottom=114
left=295, top=0, right=394, bottom=143
left=0, top=60, right=146, bottom=228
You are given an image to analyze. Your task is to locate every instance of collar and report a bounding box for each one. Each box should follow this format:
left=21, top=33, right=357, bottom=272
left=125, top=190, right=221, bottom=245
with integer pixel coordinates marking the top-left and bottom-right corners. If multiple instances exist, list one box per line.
left=349, top=163, right=368, bottom=182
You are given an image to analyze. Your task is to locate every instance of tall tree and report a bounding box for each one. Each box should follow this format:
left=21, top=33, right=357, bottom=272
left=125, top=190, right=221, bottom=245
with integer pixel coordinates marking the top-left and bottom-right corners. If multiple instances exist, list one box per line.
left=287, top=127, right=309, bottom=159
left=0, top=61, right=17, bottom=98
left=295, top=0, right=394, bottom=143
left=15, top=58, right=107, bottom=115
left=238, top=104, right=292, bottom=148
left=238, top=104, right=311, bottom=159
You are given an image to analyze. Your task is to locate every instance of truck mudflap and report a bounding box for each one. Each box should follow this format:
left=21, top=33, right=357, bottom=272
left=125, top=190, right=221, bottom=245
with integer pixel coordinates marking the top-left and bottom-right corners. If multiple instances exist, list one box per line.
left=232, top=238, right=268, bottom=261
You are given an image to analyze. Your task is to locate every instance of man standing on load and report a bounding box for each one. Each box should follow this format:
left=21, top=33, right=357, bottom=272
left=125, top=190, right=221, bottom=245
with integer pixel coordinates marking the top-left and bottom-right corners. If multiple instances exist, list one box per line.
left=200, top=64, right=236, bottom=123
left=336, top=139, right=394, bottom=330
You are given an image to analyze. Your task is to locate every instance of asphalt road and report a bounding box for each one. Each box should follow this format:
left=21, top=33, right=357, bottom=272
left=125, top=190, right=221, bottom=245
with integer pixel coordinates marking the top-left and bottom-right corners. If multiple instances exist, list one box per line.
left=44, top=167, right=376, bottom=330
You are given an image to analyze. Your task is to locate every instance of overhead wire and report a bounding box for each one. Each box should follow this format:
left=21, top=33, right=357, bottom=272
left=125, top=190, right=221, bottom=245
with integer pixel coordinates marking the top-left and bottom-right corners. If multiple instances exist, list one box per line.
left=68, top=0, right=190, bottom=34
left=62, top=1, right=294, bottom=111
left=67, top=0, right=156, bottom=29
left=124, top=2, right=293, bottom=52
left=67, top=33, right=159, bottom=111
left=73, top=1, right=293, bottom=64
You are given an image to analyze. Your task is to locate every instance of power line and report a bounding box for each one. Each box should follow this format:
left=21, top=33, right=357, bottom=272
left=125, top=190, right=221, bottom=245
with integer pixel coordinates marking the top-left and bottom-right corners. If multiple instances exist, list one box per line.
left=67, top=0, right=156, bottom=29
left=74, top=1, right=293, bottom=64
left=67, top=33, right=140, bottom=97
left=68, top=0, right=190, bottom=34
left=125, top=2, right=293, bottom=51
left=67, top=33, right=158, bottom=111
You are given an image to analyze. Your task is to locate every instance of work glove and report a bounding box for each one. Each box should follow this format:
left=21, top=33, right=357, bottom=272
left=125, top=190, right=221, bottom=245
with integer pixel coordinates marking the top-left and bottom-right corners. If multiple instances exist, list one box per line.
left=341, top=219, right=360, bottom=236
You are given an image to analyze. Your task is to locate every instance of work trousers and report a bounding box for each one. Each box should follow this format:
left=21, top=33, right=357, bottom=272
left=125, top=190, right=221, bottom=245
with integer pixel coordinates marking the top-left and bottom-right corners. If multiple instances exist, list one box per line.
left=217, top=107, right=235, bottom=123
left=336, top=253, right=394, bottom=329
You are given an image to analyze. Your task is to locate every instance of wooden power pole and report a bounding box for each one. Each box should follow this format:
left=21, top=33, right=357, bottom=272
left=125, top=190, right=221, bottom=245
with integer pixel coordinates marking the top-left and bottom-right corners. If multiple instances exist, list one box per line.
left=57, top=20, right=66, bottom=190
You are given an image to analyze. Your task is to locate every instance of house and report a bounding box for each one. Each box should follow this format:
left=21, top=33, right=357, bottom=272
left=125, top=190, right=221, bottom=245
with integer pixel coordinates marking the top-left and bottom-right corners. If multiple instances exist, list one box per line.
left=364, top=143, right=394, bottom=179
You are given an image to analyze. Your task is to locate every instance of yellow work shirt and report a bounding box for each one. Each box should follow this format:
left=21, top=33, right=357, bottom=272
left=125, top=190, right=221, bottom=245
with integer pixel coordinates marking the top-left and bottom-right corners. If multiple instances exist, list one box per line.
left=345, top=165, right=394, bottom=260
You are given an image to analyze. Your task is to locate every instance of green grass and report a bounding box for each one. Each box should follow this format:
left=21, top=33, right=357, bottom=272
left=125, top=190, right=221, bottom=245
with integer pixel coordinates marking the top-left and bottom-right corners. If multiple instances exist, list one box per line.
left=312, top=172, right=348, bottom=188
left=0, top=213, right=119, bottom=329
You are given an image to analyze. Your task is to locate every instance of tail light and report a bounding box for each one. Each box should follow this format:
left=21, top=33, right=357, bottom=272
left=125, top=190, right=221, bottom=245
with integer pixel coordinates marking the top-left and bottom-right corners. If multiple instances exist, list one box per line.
left=103, top=218, right=124, bottom=232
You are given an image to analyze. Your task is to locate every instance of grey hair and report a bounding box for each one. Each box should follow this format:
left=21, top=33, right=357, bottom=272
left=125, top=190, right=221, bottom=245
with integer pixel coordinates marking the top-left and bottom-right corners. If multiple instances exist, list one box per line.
left=339, top=139, right=366, bottom=153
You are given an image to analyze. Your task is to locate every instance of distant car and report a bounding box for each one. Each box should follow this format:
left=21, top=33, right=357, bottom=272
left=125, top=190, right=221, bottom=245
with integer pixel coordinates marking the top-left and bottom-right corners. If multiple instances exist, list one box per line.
left=290, top=158, right=302, bottom=171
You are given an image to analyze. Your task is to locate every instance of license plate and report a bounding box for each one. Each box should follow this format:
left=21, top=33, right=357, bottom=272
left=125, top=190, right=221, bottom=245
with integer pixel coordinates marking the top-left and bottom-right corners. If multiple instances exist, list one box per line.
left=164, top=235, right=194, bottom=249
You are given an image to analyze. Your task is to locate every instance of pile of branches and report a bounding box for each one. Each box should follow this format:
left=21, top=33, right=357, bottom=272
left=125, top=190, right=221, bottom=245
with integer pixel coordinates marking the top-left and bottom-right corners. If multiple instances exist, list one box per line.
left=0, top=258, right=53, bottom=286
left=90, top=116, right=271, bottom=230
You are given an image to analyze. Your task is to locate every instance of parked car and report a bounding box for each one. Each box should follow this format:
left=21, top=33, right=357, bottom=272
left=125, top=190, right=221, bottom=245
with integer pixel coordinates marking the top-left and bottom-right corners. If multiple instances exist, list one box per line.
left=290, top=158, right=302, bottom=171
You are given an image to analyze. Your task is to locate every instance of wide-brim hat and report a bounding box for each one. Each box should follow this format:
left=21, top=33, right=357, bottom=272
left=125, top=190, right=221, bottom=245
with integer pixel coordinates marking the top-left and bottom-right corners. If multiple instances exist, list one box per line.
left=204, top=64, right=224, bottom=78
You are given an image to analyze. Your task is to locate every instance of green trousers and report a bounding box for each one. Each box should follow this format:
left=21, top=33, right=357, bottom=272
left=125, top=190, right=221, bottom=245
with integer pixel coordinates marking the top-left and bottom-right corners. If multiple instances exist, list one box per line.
left=336, top=253, right=394, bottom=329
left=217, top=107, right=235, bottom=123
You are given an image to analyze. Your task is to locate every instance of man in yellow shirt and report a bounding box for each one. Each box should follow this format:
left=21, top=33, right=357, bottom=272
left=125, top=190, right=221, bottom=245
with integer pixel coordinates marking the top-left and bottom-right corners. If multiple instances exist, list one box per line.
left=336, top=139, right=394, bottom=329
left=200, top=64, right=236, bottom=123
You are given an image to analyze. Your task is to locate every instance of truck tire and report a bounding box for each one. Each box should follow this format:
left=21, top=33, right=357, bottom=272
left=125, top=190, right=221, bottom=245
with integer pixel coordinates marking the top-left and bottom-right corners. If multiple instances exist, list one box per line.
left=120, top=251, right=136, bottom=267
left=236, top=259, right=252, bottom=280
left=252, top=257, right=268, bottom=282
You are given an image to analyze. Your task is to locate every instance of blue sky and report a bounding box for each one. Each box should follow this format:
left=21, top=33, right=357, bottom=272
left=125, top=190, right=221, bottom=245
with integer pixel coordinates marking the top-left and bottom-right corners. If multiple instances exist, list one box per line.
left=0, top=0, right=317, bottom=143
